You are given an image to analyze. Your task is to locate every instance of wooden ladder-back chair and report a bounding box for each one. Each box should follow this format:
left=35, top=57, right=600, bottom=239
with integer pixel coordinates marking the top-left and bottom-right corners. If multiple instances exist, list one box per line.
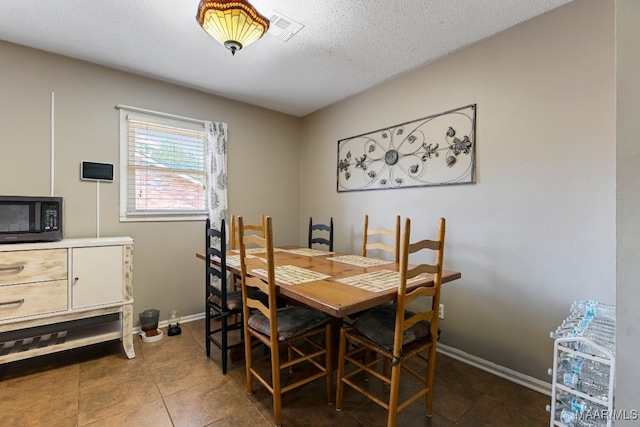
left=230, top=214, right=265, bottom=250
left=229, top=214, right=266, bottom=290
left=336, top=217, right=446, bottom=427
left=362, top=214, right=401, bottom=262
left=308, top=217, right=334, bottom=251
left=205, top=218, right=244, bottom=374
left=238, top=216, right=334, bottom=427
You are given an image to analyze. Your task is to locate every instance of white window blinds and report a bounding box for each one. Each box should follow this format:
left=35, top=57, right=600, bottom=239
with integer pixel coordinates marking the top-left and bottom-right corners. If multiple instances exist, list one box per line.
left=119, top=108, right=207, bottom=221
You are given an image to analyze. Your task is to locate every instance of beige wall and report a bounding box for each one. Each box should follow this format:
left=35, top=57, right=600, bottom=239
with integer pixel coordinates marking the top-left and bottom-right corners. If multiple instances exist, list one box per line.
left=300, top=0, right=615, bottom=382
left=0, top=41, right=301, bottom=324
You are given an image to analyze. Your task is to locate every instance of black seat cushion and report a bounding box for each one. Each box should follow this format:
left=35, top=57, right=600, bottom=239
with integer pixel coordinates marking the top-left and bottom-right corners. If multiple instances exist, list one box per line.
left=208, top=287, right=275, bottom=311
left=248, top=306, right=331, bottom=341
left=353, top=303, right=439, bottom=351
left=208, top=290, right=243, bottom=311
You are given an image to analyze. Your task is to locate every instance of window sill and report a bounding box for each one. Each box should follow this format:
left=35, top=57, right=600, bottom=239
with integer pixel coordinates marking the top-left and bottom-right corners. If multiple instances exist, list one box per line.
left=119, top=214, right=207, bottom=223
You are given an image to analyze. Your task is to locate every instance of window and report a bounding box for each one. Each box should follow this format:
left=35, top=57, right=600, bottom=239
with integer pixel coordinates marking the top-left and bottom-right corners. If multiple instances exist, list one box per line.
left=118, top=107, right=207, bottom=221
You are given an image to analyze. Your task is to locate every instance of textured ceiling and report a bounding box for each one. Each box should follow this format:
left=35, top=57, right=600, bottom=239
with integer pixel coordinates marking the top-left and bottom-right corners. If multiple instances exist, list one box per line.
left=0, top=0, right=572, bottom=117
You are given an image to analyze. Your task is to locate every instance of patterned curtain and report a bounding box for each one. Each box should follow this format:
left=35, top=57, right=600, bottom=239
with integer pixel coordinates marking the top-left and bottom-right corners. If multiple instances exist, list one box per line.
left=204, top=121, right=228, bottom=234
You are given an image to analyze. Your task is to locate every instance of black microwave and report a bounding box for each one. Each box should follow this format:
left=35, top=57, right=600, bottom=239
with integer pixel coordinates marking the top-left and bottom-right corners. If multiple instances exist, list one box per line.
left=0, top=196, right=63, bottom=243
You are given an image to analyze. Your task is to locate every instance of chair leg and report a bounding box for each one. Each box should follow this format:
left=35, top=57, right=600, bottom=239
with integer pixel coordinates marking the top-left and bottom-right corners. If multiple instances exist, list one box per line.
left=288, top=343, right=294, bottom=373
left=271, top=343, right=282, bottom=427
left=387, top=363, right=402, bottom=427
left=221, top=314, right=228, bottom=374
left=244, top=332, right=254, bottom=394
left=363, top=349, right=371, bottom=381
left=425, top=346, right=437, bottom=416
left=335, top=327, right=347, bottom=411
left=383, top=357, right=390, bottom=378
left=205, top=309, right=211, bottom=357
left=325, top=324, right=333, bottom=405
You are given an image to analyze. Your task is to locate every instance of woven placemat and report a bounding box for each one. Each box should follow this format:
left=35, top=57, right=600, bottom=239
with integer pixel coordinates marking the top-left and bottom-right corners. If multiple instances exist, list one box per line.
left=251, top=265, right=331, bottom=285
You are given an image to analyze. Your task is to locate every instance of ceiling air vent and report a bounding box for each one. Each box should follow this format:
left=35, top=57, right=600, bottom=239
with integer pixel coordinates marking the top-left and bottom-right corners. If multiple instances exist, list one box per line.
left=266, top=10, right=304, bottom=42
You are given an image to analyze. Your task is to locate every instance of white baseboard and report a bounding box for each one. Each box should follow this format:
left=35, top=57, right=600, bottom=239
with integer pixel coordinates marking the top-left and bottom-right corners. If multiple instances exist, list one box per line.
left=134, top=313, right=552, bottom=396
left=437, top=343, right=552, bottom=396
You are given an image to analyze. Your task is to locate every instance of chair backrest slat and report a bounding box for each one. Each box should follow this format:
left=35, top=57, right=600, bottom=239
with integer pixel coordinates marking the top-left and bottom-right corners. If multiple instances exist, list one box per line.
left=362, top=214, right=401, bottom=262
left=308, top=217, right=334, bottom=251
left=403, top=311, right=435, bottom=331
left=231, top=214, right=266, bottom=250
left=406, top=263, right=440, bottom=278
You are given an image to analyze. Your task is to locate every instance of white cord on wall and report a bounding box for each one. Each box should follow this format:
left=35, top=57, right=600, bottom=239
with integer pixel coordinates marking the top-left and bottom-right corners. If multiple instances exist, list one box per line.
left=96, top=181, right=100, bottom=238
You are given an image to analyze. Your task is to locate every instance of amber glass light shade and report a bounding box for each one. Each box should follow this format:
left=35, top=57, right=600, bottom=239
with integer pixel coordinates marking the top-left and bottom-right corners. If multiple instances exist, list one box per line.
left=196, top=0, right=270, bottom=55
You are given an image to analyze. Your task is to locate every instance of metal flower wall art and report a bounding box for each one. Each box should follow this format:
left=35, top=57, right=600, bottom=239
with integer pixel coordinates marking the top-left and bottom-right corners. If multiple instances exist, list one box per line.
left=337, top=104, right=476, bottom=192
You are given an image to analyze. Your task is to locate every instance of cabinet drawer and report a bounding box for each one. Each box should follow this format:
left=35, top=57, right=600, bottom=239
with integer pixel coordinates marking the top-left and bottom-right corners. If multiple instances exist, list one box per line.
left=0, top=249, right=67, bottom=286
left=0, top=280, right=68, bottom=320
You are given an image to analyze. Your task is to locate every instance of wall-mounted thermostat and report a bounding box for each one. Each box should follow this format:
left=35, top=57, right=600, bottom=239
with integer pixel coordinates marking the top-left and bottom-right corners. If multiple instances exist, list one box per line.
left=81, top=161, right=114, bottom=182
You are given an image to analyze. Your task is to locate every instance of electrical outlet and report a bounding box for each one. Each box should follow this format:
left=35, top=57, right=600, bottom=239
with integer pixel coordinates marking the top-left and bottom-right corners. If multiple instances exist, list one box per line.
left=439, top=304, right=444, bottom=319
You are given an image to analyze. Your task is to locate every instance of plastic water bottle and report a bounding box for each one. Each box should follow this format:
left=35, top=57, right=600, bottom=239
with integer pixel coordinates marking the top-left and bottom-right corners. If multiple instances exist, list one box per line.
left=554, top=405, right=578, bottom=426
left=559, top=371, right=609, bottom=402
left=556, top=307, right=615, bottom=335
left=550, top=333, right=615, bottom=358
left=553, top=400, right=607, bottom=427
left=551, top=321, right=616, bottom=356
left=573, top=340, right=615, bottom=358
left=562, top=317, right=616, bottom=334
left=557, top=391, right=608, bottom=417
left=553, top=326, right=615, bottom=344
left=571, top=300, right=615, bottom=321
left=577, top=418, right=608, bottom=427
left=562, top=312, right=616, bottom=334
left=558, top=355, right=610, bottom=384
left=572, top=300, right=615, bottom=317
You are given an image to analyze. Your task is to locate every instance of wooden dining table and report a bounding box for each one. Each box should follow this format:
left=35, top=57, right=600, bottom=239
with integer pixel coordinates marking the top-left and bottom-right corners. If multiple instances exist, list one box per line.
left=196, top=246, right=461, bottom=318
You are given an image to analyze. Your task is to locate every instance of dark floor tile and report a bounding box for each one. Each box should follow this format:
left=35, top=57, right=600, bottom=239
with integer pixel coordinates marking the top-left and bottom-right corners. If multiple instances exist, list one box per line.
left=347, top=396, right=454, bottom=427
left=163, top=380, right=268, bottom=427
left=276, top=382, right=363, bottom=427
left=0, top=356, right=79, bottom=398
left=455, top=393, right=549, bottom=427
left=79, top=341, right=150, bottom=389
left=151, top=353, right=227, bottom=396
left=487, top=376, right=550, bottom=424
left=435, top=354, right=500, bottom=396
left=139, top=326, right=205, bottom=369
left=430, top=377, right=480, bottom=423
left=78, top=371, right=161, bottom=425
left=84, top=398, right=173, bottom=427
left=0, top=387, right=78, bottom=426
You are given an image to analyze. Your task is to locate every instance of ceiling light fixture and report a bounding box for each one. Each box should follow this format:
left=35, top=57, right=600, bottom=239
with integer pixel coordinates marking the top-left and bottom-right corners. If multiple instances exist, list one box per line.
left=196, top=0, right=270, bottom=56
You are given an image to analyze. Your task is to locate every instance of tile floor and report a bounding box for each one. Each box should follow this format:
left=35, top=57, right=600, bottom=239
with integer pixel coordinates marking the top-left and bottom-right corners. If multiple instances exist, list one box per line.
left=0, top=318, right=551, bottom=426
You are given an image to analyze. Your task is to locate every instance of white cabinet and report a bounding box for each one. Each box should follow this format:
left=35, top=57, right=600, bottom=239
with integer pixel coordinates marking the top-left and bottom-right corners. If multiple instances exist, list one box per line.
left=72, top=246, right=124, bottom=309
left=0, top=237, right=134, bottom=363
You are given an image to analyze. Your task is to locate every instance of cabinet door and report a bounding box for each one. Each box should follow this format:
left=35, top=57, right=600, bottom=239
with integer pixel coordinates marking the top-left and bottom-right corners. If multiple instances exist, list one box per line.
left=72, top=246, right=123, bottom=309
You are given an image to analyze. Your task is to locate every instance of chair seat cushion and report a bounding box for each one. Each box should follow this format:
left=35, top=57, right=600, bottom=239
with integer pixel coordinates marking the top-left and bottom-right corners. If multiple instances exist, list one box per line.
left=248, top=306, right=331, bottom=341
left=209, top=287, right=273, bottom=311
left=208, top=290, right=243, bottom=311
left=352, top=303, right=438, bottom=351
